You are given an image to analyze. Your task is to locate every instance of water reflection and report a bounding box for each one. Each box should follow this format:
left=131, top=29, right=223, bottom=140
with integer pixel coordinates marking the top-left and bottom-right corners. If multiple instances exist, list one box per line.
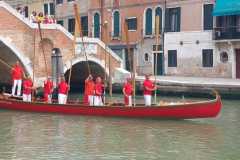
left=0, top=110, right=226, bottom=160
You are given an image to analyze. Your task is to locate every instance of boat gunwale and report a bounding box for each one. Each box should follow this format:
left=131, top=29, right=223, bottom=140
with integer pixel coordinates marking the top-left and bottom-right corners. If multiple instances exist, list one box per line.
left=0, top=92, right=220, bottom=109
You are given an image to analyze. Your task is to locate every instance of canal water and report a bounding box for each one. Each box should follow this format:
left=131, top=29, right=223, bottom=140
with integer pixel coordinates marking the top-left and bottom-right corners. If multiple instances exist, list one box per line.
left=0, top=95, right=239, bottom=160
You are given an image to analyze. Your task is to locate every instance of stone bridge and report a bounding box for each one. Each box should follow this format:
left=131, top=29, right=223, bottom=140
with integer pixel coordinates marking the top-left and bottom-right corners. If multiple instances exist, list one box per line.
left=0, top=1, right=125, bottom=87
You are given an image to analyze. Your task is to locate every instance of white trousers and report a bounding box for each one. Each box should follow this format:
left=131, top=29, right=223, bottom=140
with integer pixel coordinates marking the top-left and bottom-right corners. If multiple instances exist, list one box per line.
left=88, top=95, right=94, bottom=106
left=144, top=95, right=152, bottom=106
left=46, top=94, right=52, bottom=103
left=94, top=96, right=103, bottom=106
left=58, top=93, right=67, bottom=104
left=23, top=94, right=31, bottom=102
left=12, top=79, right=22, bottom=96
left=127, top=96, right=132, bottom=106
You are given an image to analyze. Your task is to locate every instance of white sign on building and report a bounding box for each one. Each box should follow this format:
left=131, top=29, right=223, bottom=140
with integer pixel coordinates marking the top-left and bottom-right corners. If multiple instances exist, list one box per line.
left=75, top=43, right=97, bottom=55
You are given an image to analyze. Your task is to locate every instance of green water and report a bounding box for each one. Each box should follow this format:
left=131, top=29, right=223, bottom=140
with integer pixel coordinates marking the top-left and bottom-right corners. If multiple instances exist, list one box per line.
left=0, top=96, right=239, bottom=160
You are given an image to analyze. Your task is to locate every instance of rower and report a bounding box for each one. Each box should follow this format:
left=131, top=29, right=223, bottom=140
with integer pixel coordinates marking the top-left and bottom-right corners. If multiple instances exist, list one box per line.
left=83, top=74, right=95, bottom=105
left=11, top=61, right=24, bottom=96
left=22, top=75, right=34, bottom=102
left=122, top=77, right=133, bottom=106
left=44, top=77, right=53, bottom=103
left=94, top=77, right=104, bottom=106
left=58, top=77, right=69, bottom=104
left=143, top=74, right=156, bottom=106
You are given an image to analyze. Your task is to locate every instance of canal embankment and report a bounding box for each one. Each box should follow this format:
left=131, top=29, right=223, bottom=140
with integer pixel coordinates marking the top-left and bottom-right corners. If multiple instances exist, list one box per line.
left=113, top=76, right=240, bottom=99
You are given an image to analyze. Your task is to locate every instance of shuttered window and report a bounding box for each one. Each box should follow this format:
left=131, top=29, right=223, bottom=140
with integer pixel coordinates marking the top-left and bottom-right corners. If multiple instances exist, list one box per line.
left=49, top=3, right=55, bottom=15
left=145, top=8, right=153, bottom=35
left=168, top=50, right=177, bottom=67
left=68, top=18, right=75, bottom=34
left=165, top=7, right=181, bottom=32
left=94, top=13, right=100, bottom=38
left=126, top=18, right=137, bottom=30
left=202, top=49, right=213, bottom=67
left=81, top=16, right=88, bottom=36
left=113, top=11, right=120, bottom=37
left=204, top=4, right=213, bottom=30
left=44, top=3, right=48, bottom=15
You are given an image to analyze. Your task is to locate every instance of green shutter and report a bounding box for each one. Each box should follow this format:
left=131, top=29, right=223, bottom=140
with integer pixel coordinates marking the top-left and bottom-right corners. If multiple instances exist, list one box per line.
left=176, top=7, right=181, bottom=32
left=145, top=8, right=153, bottom=35
left=113, top=11, right=120, bottom=37
left=165, top=8, right=170, bottom=32
left=204, top=4, right=213, bottom=30
left=94, top=13, right=100, bottom=38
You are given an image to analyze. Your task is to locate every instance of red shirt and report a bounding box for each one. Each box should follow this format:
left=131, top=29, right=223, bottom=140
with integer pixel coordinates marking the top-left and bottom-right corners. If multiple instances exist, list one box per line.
left=84, top=80, right=95, bottom=95
left=58, top=81, right=69, bottom=94
left=123, top=82, right=133, bottom=96
left=143, top=79, right=155, bottom=95
left=23, top=79, right=33, bottom=95
left=12, top=65, right=23, bottom=80
left=95, top=83, right=104, bottom=96
left=44, top=80, right=53, bottom=94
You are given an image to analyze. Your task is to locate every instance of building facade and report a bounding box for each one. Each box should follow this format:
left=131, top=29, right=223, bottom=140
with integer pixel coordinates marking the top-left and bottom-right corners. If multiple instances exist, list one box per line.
left=5, top=0, right=240, bottom=79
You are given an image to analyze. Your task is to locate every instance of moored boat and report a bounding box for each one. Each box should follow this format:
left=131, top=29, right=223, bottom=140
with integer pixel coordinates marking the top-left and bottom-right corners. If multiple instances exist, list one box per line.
left=0, top=92, right=221, bottom=119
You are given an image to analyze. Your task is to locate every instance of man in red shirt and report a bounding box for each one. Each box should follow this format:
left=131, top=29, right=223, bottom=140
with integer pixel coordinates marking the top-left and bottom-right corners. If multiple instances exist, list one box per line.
left=22, top=75, right=33, bottom=102
left=94, top=77, right=104, bottom=106
left=11, top=61, right=24, bottom=96
left=122, top=77, right=133, bottom=106
left=83, top=75, right=95, bottom=105
left=143, top=74, right=156, bottom=106
left=44, top=77, right=53, bottom=103
left=58, top=77, right=69, bottom=104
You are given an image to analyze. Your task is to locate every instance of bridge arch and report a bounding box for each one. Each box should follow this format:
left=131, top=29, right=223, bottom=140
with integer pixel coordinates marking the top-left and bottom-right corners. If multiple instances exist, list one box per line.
left=0, top=36, right=32, bottom=84
left=64, top=56, right=109, bottom=91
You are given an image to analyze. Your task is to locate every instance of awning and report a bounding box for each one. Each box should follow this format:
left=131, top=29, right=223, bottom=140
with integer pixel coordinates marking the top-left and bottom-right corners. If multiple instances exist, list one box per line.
left=213, top=0, right=240, bottom=16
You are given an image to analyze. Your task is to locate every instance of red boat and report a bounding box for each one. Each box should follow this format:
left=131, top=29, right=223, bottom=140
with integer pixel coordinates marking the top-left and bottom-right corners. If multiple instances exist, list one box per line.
left=0, top=92, right=221, bottom=119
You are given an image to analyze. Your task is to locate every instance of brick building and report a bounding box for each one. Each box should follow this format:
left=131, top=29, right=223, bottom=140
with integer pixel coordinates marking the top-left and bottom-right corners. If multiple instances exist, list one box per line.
left=4, top=0, right=240, bottom=79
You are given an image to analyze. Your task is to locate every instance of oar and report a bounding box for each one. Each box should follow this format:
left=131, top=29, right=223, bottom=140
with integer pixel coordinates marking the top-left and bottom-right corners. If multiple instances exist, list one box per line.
left=0, top=57, right=12, bottom=69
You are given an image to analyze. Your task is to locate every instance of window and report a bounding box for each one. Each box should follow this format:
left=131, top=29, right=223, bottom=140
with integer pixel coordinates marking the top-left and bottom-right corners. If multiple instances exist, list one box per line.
left=168, top=50, right=177, bottom=67
left=56, top=0, right=63, bottom=4
left=202, top=49, right=213, bottom=67
left=49, top=3, right=55, bottom=15
left=204, top=4, right=213, bottom=30
left=220, top=51, right=228, bottom=63
left=155, top=7, right=162, bottom=34
left=44, top=3, right=48, bottom=15
left=43, top=3, right=55, bottom=15
left=153, top=45, right=162, bottom=51
left=165, top=7, right=181, bottom=32
left=57, top=20, right=64, bottom=26
left=145, top=8, right=152, bottom=35
left=68, top=18, right=75, bottom=34
left=144, top=53, right=149, bottom=62
left=126, top=17, right=137, bottom=31
left=93, top=13, right=100, bottom=38
left=113, top=11, right=120, bottom=37
left=81, top=16, right=88, bottom=36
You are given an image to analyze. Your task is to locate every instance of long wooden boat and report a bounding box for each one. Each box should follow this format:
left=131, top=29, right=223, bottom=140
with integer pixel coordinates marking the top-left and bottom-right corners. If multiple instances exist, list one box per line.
left=0, top=92, right=221, bottom=119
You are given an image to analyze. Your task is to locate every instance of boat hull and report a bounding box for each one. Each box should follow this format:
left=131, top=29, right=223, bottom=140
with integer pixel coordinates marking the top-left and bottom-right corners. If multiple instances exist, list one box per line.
left=0, top=94, right=222, bottom=119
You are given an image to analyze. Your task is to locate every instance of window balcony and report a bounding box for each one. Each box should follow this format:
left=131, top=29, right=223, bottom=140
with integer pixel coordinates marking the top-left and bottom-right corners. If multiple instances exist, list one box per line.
left=213, top=26, right=240, bottom=40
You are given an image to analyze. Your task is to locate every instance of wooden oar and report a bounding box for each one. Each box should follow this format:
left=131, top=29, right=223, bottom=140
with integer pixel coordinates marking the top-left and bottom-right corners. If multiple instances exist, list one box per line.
left=0, top=57, right=26, bottom=79
left=0, top=57, right=12, bottom=69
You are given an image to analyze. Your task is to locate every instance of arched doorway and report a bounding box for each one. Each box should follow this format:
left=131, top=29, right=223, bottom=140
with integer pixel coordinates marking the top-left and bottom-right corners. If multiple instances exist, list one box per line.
left=64, top=61, right=107, bottom=92
left=0, top=39, right=31, bottom=90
